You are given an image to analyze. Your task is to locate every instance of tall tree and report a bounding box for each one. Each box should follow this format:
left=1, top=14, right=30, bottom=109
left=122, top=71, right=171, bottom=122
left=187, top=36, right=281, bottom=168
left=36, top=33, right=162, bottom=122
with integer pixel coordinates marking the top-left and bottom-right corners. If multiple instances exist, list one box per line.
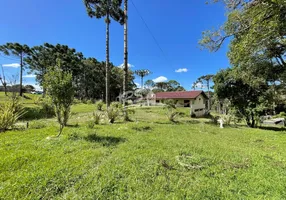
left=123, top=0, right=128, bottom=105
left=83, top=0, right=124, bottom=107
left=25, top=43, right=83, bottom=97
left=0, top=43, right=30, bottom=96
left=135, top=69, right=151, bottom=88
left=198, top=74, right=214, bottom=110
left=155, top=82, right=168, bottom=91
left=145, top=79, right=155, bottom=89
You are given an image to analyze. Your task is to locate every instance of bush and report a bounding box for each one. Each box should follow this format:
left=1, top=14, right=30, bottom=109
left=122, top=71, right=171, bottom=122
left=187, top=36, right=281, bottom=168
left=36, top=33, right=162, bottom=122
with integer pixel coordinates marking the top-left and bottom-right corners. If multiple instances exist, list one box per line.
left=123, top=107, right=135, bottom=122
left=93, top=111, right=102, bottom=125
left=163, top=100, right=180, bottom=122
left=0, top=96, right=25, bottom=132
left=73, top=98, right=81, bottom=104
left=87, top=99, right=93, bottom=104
left=106, top=107, right=120, bottom=124
left=87, top=120, right=95, bottom=129
left=105, top=103, right=123, bottom=124
left=40, top=98, right=55, bottom=118
left=95, top=100, right=104, bottom=111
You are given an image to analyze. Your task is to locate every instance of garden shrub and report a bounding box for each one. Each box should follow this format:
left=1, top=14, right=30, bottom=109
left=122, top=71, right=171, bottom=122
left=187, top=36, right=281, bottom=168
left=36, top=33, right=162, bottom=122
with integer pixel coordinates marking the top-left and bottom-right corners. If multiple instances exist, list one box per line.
left=163, top=100, right=180, bottom=122
left=0, top=96, right=25, bottom=132
left=95, top=100, right=104, bottom=111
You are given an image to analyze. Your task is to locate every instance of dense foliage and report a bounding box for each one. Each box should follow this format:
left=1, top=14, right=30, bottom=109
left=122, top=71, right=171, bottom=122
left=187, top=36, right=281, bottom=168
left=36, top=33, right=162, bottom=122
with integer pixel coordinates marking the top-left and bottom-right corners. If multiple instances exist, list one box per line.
left=201, top=0, right=286, bottom=126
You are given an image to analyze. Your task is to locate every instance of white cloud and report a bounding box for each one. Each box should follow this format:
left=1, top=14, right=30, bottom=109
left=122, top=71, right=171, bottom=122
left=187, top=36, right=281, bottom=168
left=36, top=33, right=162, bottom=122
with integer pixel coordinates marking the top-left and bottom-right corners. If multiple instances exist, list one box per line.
left=153, top=76, right=168, bottom=83
left=2, top=63, right=20, bottom=68
left=23, top=74, right=36, bottom=78
left=175, top=68, right=188, bottom=73
left=118, top=63, right=134, bottom=68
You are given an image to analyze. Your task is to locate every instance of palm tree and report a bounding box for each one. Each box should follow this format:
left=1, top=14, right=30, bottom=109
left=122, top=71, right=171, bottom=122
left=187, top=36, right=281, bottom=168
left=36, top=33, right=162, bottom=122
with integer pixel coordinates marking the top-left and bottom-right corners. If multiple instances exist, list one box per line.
left=83, top=0, right=124, bottom=107
left=0, top=43, right=30, bottom=96
left=135, top=69, right=151, bottom=88
left=123, top=0, right=128, bottom=106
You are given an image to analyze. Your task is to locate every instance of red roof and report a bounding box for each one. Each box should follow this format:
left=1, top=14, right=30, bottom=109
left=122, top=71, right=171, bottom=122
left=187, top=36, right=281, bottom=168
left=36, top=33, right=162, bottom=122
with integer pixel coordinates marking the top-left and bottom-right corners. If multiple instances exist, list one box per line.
left=155, top=90, right=207, bottom=99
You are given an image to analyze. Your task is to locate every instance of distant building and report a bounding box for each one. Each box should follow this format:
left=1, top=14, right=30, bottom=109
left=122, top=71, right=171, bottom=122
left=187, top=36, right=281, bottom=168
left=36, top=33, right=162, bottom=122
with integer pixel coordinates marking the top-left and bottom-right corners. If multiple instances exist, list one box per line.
left=154, top=90, right=208, bottom=117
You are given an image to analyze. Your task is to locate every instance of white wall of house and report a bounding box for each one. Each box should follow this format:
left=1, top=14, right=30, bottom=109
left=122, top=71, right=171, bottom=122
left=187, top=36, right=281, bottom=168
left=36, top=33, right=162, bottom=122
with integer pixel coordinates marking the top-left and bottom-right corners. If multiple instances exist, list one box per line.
left=190, top=94, right=207, bottom=116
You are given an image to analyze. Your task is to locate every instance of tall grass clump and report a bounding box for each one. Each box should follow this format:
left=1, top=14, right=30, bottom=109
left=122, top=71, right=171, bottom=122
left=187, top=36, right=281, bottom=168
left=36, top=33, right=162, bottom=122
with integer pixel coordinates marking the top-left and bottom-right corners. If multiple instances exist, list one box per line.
left=163, top=99, right=180, bottom=122
left=0, top=95, right=25, bottom=132
left=106, top=102, right=122, bottom=123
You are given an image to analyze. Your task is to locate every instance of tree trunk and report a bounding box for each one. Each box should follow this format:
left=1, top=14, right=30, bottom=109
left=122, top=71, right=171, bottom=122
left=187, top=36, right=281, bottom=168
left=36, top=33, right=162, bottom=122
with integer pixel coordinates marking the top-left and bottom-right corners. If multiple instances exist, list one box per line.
left=207, top=80, right=210, bottom=110
left=20, top=53, right=23, bottom=96
left=123, top=0, right=128, bottom=106
left=106, top=13, right=110, bottom=107
left=141, top=76, right=144, bottom=89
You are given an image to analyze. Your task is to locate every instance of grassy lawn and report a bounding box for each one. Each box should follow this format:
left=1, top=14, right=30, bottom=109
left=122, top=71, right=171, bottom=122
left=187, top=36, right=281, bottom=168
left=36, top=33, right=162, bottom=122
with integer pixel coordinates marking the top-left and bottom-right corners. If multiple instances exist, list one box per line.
left=1, top=96, right=286, bottom=199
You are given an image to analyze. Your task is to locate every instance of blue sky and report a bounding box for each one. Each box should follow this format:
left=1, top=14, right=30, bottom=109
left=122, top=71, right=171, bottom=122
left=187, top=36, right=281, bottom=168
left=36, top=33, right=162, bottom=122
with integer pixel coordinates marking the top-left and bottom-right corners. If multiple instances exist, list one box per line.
left=0, top=0, right=230, bottom=90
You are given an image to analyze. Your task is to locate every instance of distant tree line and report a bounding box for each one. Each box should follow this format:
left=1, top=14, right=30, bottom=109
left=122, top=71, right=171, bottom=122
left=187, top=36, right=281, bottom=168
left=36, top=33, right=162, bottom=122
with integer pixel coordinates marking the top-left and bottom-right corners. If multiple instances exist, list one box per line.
left=0, top=42, right=136, bottom=102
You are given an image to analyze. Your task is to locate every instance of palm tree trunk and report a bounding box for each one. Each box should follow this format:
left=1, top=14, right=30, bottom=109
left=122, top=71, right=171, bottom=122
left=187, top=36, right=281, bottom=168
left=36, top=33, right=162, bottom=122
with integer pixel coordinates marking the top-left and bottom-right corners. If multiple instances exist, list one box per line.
left=106, top=14, right=110, bottom=107
left=20, top=53, right=23, bottom=96
left=123, top=0, right=128, bottom=106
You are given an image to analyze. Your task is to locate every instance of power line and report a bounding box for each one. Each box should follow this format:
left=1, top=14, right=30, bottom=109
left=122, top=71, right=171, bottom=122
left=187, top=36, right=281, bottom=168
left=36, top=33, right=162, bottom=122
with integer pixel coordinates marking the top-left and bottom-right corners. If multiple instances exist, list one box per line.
left=130, top=0, right=172, bottom=66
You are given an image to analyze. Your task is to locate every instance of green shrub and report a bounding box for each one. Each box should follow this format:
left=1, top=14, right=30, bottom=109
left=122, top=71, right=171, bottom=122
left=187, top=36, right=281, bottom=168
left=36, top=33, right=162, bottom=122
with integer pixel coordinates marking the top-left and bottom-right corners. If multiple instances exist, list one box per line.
left=73, top=98, right=81, bottom=104
left=163, top=100, right=180, bottom=122
left=105, top=102, right=122, bottom=124
left=0, top=97, right=25, bottom=132
left=95, top=100, right=104, bottom=111
left=106, top=107, right=120, bottom=124
left=87, top=121, right=95, bottom=129
left=93, top=111, right=102, bottom=125
left=123, top=107, right=135, bottom=122
left=87, top=99, right=93, bottom=104
left=40, top=98, right=55, bottom=118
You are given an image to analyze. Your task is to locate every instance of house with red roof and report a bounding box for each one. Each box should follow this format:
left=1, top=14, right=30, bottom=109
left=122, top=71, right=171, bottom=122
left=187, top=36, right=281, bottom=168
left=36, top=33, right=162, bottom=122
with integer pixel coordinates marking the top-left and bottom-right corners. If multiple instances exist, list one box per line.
left=154, top=90, right=209, bottom=117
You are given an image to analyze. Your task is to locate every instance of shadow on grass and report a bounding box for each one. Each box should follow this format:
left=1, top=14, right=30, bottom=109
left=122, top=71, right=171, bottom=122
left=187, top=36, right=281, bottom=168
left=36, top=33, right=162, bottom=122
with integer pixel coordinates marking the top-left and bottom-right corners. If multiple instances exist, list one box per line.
left=84, top=134, right=126, bottom=147
left=258, top=126, right=286, bottom=132
left=132, top=125, right=153, bottom=132
left=66, top=124, right=80, bottom=128
left=185, top=120, right=201, bottom=124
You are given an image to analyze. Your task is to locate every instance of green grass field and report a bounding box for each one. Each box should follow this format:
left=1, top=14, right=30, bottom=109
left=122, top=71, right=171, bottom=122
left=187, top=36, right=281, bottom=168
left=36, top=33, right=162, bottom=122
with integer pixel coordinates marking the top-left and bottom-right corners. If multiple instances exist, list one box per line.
left=1, top=92, right=286, bottom=199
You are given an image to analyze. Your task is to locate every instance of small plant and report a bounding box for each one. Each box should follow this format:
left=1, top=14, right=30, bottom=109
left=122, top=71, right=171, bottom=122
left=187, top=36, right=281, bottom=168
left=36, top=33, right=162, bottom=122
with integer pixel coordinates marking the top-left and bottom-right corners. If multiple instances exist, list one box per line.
left=123, top=107, right=135, bottom=122
left=43, top=60, right=74, bottom=137
left=106, top=107, right=120, bottom=124
left=0, top=95, right=25, bottom=132
left=87, top=99, right=93, bottom=104
left=87, top=120, right=95, bottom=129
left=105, top=102, right=122, bottom=124
left=163, top=100, right=180, bottom=122
left=95, top=100, right=104, bottom=111
left=93, top=111, right=102, bottom=125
